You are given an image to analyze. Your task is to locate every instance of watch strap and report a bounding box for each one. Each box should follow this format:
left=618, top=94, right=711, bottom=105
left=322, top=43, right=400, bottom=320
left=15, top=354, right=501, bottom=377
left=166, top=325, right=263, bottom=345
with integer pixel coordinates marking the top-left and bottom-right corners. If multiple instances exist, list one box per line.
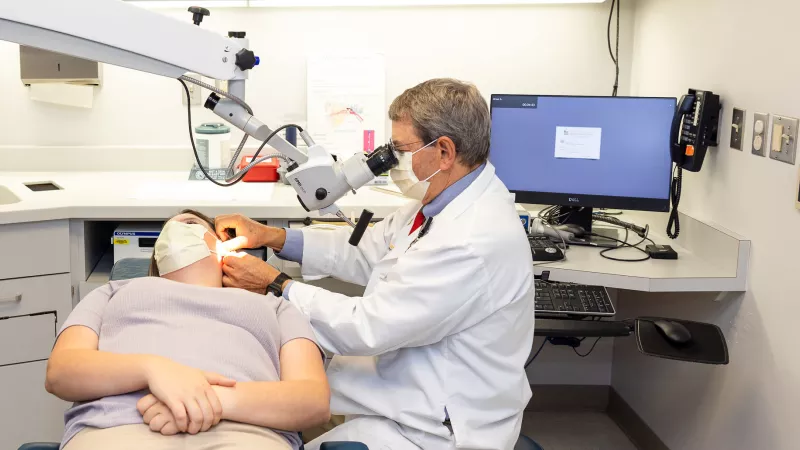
left=267, top=272, right=292, bottom=296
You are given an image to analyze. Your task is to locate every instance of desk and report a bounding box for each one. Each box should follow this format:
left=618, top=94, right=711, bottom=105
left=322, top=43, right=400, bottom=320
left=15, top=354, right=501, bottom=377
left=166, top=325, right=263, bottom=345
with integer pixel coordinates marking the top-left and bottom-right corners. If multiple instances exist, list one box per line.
left=524, top=208, right=749, bottom=293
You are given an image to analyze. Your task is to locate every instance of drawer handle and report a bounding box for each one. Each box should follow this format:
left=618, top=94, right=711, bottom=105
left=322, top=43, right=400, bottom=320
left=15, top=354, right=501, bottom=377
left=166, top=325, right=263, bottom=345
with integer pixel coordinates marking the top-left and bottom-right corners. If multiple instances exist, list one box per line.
left=0, top=294, right=22, bottom=304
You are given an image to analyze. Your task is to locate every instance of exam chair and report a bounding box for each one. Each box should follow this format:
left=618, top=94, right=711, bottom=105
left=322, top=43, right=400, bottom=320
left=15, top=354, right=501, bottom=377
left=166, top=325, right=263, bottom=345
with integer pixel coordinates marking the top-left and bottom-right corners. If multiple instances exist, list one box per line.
left=20, top=260, right=369, bottom=450
left=20, top=439, right=540, bottom=450
left=18, top=444, right=368, bottom=450
left=20, top=259, right=543, bottom=450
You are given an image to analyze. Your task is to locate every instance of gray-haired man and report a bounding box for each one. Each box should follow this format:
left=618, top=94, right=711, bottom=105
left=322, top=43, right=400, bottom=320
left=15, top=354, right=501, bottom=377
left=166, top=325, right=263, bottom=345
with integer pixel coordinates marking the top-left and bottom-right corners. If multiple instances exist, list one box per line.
left=218, top=79, right=535, bottom=450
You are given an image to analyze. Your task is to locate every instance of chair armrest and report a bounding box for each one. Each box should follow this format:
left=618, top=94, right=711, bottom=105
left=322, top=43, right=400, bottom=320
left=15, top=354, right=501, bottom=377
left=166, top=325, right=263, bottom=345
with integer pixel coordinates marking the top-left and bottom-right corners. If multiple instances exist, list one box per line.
left=320, top=443, right=369, bottom=450
left=18, top=444, right=60, bottom=450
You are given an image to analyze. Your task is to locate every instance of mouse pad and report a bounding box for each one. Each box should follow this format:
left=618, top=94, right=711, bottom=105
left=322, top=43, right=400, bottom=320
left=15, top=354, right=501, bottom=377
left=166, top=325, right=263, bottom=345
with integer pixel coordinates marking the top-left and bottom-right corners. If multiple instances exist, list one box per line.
left=635, top=317, right=729, bottom=365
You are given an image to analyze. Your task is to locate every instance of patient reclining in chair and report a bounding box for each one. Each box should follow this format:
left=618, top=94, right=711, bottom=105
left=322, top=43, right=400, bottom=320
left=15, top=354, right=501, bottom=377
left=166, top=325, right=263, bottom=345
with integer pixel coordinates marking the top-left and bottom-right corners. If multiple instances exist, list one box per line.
left=46, top=210, right=330, bottom=450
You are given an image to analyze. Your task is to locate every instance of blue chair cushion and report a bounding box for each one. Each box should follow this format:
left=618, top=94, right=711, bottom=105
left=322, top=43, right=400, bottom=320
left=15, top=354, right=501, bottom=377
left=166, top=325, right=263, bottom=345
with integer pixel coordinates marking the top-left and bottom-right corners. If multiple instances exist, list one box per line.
left=319, top=443, right=369, bottom=450
left=18, top=444, right=60, bottom=450
left=515, top=435, right=544, bottom=450
left=110, top=258, right=152, bottom=281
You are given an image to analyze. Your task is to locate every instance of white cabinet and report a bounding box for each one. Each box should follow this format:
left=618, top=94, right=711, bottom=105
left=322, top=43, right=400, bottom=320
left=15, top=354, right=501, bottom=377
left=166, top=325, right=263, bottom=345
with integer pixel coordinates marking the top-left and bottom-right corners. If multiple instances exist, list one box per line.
left=0, top=361, right=70, bottom=450
left=0, top=220, right=69, bottom=280
left=0, top=220, right=71, bottom=448
left=0, top=274, right=72, bottom=325
left=0, top=313, right=57, bottom=366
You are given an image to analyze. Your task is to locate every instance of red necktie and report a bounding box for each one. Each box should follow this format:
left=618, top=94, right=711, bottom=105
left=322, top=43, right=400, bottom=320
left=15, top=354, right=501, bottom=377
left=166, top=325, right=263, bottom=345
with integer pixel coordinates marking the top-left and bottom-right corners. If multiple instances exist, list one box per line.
left=409, top=210, right=425, bottom=235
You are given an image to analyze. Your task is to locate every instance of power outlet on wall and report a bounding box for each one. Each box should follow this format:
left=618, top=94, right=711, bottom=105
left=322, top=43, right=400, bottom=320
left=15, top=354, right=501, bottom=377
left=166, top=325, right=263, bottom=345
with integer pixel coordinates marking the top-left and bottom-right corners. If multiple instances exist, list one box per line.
left=752, top=113, right=770, bottom=157
left=182, top=73, right=202, bottom=106
left=730, top=108, right=745, bottom=150
left=769, top=115, right=799, bottom=165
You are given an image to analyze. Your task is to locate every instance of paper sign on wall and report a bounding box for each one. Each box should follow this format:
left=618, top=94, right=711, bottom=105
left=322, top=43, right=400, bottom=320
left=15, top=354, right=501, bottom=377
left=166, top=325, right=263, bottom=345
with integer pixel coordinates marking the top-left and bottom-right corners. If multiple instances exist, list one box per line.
left=307, top=53, right=386, bottom=161
left=554, top=126, right=602, bottom=160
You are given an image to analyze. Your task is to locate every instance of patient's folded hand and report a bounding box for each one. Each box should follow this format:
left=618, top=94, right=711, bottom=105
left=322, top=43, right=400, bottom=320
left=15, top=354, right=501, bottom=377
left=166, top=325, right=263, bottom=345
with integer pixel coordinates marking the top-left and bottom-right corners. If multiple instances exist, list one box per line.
left=138, top=394, right=181, bottom=436
left=142, top=358, right=233, bottom=434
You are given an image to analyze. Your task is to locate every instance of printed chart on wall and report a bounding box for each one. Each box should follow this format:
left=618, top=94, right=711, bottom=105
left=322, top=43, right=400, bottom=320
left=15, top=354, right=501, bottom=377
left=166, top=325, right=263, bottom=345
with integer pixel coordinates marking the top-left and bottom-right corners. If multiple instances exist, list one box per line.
left=307, top=53, right=386, bottom=163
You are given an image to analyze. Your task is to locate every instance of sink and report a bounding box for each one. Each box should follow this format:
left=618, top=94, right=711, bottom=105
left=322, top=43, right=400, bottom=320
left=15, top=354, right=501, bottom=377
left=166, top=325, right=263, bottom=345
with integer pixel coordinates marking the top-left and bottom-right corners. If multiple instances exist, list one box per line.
left=0, top=186, right=21, bottom=205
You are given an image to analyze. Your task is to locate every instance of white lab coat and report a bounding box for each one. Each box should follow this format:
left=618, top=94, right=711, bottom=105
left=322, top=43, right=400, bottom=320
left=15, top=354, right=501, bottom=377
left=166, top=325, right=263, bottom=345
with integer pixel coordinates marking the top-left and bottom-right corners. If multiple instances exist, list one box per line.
left=288, top=163, right=535, bottom=450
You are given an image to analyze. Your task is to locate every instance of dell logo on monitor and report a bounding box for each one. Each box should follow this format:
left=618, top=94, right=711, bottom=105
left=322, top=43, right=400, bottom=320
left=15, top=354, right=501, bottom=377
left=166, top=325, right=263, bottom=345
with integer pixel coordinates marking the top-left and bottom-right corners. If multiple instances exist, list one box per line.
left=568, top=198, right=580, bottom=203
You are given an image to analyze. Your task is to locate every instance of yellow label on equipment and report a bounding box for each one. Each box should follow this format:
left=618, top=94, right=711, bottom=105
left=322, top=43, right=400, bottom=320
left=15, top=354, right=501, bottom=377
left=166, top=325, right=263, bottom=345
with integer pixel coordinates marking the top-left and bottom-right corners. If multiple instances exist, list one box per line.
left=114, top=238, right=130, bottom=245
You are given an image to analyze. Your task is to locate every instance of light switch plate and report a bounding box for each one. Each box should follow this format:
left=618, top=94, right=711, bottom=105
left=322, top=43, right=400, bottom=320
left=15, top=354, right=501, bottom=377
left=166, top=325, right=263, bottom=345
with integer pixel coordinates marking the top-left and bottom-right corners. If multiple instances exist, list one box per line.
left=730, top=108, right=745, bottom=150
left=752, top=113, right=770, bottom=157
left=769, top=115, right=799, bottom=165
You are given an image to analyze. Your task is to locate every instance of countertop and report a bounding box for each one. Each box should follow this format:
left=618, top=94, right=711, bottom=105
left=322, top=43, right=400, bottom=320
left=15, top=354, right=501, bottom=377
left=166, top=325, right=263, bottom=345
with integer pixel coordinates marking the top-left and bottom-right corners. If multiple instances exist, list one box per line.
left=0, top=171, right=412, bottom=224
left=0, top=171, right=750, bottom=292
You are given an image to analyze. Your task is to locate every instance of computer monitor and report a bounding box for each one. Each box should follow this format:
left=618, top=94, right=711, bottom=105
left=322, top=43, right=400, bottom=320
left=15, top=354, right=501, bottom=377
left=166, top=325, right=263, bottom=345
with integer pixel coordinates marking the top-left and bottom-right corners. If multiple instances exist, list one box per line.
left=490, top=95, right=676, bottom=220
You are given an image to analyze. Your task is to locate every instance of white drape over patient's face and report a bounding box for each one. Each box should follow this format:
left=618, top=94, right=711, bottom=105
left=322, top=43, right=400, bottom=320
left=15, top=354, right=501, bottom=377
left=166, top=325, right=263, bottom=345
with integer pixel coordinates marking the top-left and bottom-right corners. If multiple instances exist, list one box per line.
left=154, top=221, right=216, bottom=275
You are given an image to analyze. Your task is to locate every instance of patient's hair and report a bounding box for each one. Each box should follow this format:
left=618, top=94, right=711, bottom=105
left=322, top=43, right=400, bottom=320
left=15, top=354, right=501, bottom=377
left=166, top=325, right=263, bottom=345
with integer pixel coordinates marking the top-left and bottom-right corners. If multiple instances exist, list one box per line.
left=148, top=209, right=216, bottom=277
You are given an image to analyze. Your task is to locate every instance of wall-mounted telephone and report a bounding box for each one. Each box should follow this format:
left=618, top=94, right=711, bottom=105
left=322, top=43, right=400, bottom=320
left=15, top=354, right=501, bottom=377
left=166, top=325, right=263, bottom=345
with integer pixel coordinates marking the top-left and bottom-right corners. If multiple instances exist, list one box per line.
left=667, top=89, right=722, bottom=239
left=670, top=89, right=722, bottom=172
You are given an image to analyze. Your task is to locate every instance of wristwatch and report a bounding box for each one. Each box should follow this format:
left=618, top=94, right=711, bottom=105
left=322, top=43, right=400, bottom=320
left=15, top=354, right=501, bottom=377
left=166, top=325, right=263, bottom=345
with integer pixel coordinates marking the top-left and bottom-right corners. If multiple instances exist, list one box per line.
left=267, top=272, right=292, bottom=297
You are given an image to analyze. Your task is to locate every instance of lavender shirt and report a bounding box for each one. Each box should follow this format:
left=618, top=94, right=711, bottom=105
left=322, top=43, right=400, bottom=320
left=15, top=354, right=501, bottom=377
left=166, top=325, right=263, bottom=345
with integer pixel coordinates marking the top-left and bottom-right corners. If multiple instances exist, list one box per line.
left=58, top=277, right=320, bottom=449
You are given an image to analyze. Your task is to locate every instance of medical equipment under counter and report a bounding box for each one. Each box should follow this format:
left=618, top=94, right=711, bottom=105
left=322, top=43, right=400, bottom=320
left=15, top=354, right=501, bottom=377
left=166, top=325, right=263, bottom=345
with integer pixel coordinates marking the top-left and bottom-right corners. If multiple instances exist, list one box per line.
left=113, top=223, right=161, bottom=263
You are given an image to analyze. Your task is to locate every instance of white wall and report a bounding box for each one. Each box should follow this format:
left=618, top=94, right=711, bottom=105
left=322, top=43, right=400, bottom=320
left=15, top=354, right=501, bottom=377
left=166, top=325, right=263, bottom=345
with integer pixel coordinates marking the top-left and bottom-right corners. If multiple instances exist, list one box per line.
left=613, top=0, right=800, bottom=449
left=0, top=2, right=633, bottom=150
left=0, top=2, right=633, bottom=384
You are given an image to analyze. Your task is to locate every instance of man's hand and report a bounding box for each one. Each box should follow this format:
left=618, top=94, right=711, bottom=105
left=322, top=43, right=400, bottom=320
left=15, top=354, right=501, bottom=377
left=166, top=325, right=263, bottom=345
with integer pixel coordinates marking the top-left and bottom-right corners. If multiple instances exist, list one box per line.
left=144, top=357, right=235, bottom=434
left=222, top=252, right=281, bottom=294
left=137, top=394, right=182, bottom=436
left=215, top=214, right=286, bottom=252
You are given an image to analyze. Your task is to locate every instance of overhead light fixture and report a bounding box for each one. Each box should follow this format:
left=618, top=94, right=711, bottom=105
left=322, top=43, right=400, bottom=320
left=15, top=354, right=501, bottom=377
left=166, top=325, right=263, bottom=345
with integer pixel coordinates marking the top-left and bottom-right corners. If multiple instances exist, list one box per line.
left=248, top=0, right=605, bottom=6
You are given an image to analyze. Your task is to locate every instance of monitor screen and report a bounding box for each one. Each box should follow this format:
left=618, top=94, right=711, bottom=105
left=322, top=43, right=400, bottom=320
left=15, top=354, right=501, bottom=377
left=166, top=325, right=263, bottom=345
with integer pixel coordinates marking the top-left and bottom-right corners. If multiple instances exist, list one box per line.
left=490, top=95, right=676, bottom=212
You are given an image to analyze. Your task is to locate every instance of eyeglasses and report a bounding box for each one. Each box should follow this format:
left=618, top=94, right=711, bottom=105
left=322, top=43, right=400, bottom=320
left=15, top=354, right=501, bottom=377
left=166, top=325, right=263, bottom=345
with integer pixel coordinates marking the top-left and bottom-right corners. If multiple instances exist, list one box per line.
left=388, top=139, right=425, bottom=152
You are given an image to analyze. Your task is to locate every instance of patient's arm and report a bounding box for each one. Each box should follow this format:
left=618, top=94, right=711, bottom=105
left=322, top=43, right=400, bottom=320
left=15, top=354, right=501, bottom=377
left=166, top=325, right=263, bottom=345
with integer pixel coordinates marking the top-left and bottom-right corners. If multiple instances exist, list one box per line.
left=47, top=325, right=236, bottom=434
left=212, top=338, right=330, bottom=431
left=46, top=326, right=156, bottom=402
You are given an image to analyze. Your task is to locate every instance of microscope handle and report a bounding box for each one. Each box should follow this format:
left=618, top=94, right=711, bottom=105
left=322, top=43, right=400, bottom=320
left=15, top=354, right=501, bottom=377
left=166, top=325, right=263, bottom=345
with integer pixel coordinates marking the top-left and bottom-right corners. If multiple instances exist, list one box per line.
left=349, top=209, right=374, bottom=246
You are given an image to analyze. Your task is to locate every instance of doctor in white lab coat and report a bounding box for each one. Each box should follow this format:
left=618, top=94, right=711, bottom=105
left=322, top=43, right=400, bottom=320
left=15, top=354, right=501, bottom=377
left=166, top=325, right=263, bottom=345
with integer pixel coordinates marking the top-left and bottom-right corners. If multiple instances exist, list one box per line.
left=217, top=78, right=535, bottom=450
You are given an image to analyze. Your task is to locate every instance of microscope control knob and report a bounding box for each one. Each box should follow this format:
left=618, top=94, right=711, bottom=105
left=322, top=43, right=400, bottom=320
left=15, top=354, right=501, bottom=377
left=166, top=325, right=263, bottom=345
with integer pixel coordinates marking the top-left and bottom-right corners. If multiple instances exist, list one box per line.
left=235, top=49, right=259, bottom=71
left=188, top=7, right=210, bottom=26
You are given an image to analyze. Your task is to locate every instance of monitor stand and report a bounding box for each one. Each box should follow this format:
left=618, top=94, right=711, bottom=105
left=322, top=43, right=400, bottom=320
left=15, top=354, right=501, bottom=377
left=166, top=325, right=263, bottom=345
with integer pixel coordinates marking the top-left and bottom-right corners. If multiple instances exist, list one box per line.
left=556, top=206, right=619, bottom=248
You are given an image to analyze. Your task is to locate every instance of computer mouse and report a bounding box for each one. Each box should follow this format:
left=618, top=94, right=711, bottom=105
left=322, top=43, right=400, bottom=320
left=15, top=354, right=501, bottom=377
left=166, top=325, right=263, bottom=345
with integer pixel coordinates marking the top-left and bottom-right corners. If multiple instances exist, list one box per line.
left=653, top=320, right=693, bottom=346
left=557, top=224, right=588, bottom=238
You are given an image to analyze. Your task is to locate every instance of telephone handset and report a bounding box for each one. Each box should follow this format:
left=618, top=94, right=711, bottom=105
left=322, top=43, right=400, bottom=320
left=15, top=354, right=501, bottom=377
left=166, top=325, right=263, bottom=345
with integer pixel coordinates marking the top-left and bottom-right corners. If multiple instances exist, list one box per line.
left=667, top=89, right=722, bottom=239
left=670, top=89, right=721, bottom=172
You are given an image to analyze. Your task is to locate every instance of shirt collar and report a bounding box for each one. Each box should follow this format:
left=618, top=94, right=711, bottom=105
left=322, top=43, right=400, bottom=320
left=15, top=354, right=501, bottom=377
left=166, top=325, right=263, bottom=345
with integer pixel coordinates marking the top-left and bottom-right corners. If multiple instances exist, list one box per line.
left=422, top=163, right=486, bottom=218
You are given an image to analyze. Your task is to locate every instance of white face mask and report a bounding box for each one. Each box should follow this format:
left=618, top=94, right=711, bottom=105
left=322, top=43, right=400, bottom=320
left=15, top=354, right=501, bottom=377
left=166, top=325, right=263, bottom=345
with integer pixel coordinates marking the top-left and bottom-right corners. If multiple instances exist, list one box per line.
left=154, top=221, right=216, bottom=275
left=390, top=139, right=441, bottom=201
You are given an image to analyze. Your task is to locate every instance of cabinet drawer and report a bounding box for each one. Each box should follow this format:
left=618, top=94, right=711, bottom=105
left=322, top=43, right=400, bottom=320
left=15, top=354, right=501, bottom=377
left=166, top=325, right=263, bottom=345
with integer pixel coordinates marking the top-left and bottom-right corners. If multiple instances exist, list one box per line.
left=0, top=274, right=72, bottom=326
left=0, top=220, right=70, bottom=279
left=0, top=313, right=56, bottom=366
left=0, top=360, right=70, bottom=449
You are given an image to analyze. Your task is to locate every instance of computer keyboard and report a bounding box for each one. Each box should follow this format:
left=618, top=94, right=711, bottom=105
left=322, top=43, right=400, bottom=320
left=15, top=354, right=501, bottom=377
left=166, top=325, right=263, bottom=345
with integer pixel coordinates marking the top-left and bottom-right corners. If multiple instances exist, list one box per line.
left=528, top=236, right=564, bottom=261
left=534, top=280, right=615, bottom=317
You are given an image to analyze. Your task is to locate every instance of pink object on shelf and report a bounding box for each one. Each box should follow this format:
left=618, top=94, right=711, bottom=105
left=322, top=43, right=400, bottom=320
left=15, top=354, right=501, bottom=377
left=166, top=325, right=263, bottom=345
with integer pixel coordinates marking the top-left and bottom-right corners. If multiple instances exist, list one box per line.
left=363, top=130, right=376, bottom=153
